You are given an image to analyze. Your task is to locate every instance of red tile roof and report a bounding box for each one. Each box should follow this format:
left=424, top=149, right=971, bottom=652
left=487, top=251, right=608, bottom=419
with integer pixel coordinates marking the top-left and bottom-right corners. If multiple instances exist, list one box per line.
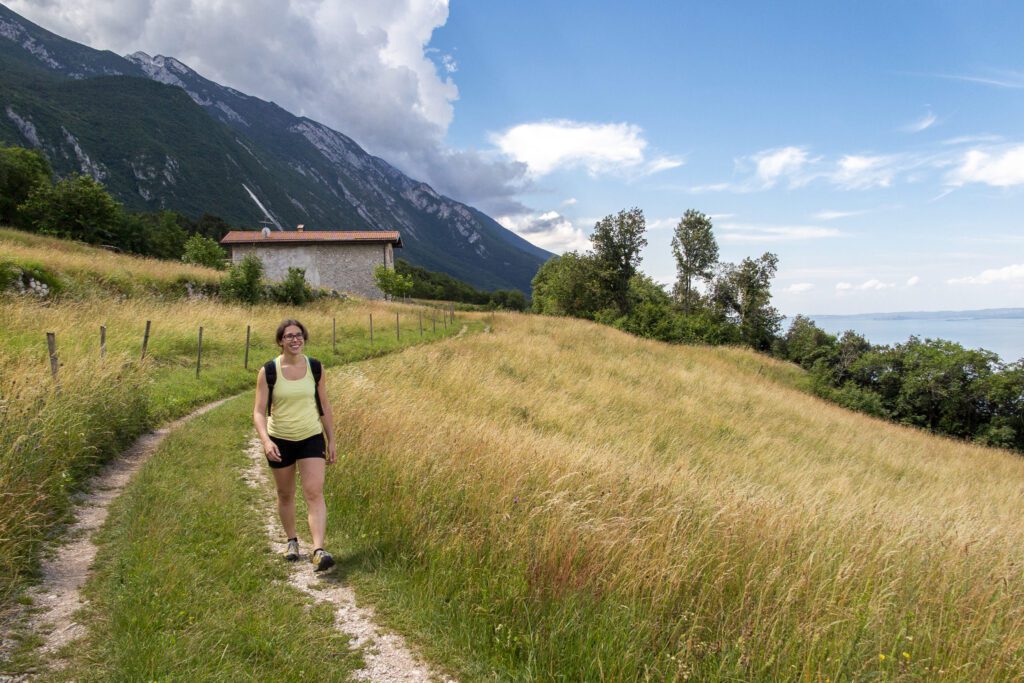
left=221, top=230, right=403, bottom=247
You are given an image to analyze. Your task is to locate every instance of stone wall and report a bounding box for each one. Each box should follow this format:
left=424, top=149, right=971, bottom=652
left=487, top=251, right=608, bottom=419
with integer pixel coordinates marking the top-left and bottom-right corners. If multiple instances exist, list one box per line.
left=230, top=242, right=393, bottom=299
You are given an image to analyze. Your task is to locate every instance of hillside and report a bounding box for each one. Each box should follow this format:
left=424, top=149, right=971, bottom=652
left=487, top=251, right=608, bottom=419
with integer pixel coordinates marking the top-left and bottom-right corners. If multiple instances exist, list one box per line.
left=315, top=314, right=1024, bottom=680
left=0, top=3, right=551, bottom=293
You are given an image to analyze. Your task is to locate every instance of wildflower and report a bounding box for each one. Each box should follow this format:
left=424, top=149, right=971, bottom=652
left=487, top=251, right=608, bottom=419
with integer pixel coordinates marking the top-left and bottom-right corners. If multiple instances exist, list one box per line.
left=902, top=652, right=910, bottom=660
left=879, top=654, right=886, bottom=661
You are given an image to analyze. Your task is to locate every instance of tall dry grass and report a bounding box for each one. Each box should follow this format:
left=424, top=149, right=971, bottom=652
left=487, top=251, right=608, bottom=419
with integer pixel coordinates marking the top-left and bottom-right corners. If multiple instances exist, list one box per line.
left=0, top=227, right=223, bottom=292
left=327, top=313, right=1024, bottom=681
left=0, top=279, right=462, bottom=605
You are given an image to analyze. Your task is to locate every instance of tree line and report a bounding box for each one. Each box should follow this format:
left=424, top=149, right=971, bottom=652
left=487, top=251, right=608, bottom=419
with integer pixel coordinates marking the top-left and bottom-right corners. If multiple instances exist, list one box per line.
left=2, top=145, right=231, bottom=268
left=531, top=207, right=1024, bottom=452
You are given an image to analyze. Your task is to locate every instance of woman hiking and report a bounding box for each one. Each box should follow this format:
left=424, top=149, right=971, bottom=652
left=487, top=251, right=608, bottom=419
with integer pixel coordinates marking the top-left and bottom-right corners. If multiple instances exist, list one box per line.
left=254, top=319, right=337, bottom=572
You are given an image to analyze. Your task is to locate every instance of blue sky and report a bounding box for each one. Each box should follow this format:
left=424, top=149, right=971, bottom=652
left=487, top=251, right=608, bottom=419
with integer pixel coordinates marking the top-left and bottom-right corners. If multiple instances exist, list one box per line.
left=9, top=0, right=1024, bottom=314
left=429, top=1, right=1024, bottom=314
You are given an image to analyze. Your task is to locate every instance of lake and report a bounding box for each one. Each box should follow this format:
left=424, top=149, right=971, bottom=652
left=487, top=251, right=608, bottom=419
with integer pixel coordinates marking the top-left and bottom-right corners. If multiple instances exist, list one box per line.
left=800, top=313, right=1024, bottom=363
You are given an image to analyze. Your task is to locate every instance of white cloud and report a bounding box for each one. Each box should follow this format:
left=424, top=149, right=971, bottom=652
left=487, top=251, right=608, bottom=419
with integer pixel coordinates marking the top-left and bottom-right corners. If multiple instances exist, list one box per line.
left=751, top=146, right=810, bottom=188
left=906, top=275, right=921, bottom=287
left=947, top=263, right=1024, bottom=285
left=813, top=209, right=867, bottom=221
left=784, top=283, right=815, bottom=293
left=644, top=156, right=685, bottom=175
left=942, top=134, right=1004, bottom=146
left=947, top=145, right=1024, bottom=187
left=490, top=119, right=680, bottom=178
left=857, top=279, right=895, bottom=290
left=688, top=182, right=734, bottom=193
left=497, top=211, right=591, bottom=254
left=562, top=197, right=577, bottom=206
left=932, top=71, right=1024, bottom=89
left=718, top=223, right=841, bottom=243
left=646, top=217, right=678, bottom=231
left=831, top=155, right=897, bottom=189
left=836, top=279, right=895, bottom=293
left=903, top=109, right=937, bottom=133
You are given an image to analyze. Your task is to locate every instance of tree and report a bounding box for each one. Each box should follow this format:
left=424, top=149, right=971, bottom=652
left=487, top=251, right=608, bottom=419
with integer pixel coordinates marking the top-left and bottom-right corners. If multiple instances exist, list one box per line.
left=373, top=263, right=413, bottom=300
left=141, top=210, right=188, bottom=260
left=590, top=208, right=648, bottom=315
left=182, top=234, right=228, bottom=270
left=221, top=254, right=264, bottom=304
left=530, top=252, right=604, bottom=318
left=489, top=289, right=527, bottom=311
left=271, top=267, right=314, bottom=305
left=710, top=252, right=783, bottom=351
left=0, top=146, right=51, bottom=227
left=671, top=209, right=719, bottom=312
left=18, top=174, right=123, bottom=245
left=780, top=315, right=836, bottom=368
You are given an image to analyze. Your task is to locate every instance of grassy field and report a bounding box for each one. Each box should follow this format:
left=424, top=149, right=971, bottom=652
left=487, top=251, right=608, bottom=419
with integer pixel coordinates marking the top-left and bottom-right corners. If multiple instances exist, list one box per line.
left=317, top=313, right=1024, bottom=681
left=0, top=229, right=471, bottom=611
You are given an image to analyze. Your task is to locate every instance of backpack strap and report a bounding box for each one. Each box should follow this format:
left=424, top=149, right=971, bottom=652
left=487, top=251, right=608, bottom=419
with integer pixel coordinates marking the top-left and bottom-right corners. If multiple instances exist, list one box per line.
left=264, top=357, right=324, bottom=417
left=263, top=359, right=277, bottom=416
left=309, top=357, right=324, bottom=416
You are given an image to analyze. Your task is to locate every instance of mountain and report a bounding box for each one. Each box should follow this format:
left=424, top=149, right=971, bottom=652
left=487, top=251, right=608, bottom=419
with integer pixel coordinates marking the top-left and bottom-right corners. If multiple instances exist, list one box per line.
left=0, top=4, right=550, bottom=292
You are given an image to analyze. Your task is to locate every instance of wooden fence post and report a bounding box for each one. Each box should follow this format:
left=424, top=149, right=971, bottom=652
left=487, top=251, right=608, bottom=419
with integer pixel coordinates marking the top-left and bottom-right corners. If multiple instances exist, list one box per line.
left=419, top=310, right=423, bottom=337
left=244, top=324, right=251, bottom=369
left=46, top=332, right=58, bottom=381
left=370, top=314, right=374, bottom=345
left=196, top=326, right=203, bottom=378
left=100, top=325, right=106, bottom=358
left=395, top=312, right=400, bottom=341
left=140, top=320, right=151, bottom=361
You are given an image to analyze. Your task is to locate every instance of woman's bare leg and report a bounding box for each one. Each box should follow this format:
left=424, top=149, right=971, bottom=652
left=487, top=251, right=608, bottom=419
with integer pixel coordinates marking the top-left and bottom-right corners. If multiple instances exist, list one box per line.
left=298, top=457, right=327, bottom=549
left=271, top=465, right=297, bottom=539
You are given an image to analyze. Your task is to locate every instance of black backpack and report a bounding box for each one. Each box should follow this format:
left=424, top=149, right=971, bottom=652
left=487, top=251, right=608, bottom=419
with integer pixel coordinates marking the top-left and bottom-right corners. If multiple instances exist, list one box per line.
left=264, top=356, right=324, bottom=416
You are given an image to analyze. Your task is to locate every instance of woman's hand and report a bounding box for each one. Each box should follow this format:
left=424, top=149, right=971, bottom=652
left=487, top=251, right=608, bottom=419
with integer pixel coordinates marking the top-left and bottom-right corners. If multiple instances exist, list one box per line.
left=263, top=439, right=282, bottom=462
left=326, top=439, right=337, bottom=465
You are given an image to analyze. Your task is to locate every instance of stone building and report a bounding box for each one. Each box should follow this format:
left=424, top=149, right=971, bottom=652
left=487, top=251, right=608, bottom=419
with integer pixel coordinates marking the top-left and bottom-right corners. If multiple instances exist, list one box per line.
left=220, top=227, right=403, bottom=299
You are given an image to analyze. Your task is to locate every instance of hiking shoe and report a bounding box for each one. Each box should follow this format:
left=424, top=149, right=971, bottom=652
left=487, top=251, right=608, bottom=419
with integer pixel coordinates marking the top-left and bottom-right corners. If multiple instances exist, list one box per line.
left=284, top=538, right=300, bottom=562
left=312, top=548, right=335, bottom=572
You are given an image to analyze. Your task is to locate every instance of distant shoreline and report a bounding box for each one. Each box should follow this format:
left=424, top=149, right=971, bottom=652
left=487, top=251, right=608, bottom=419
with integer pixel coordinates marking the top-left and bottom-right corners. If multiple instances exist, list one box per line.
left=804, top=308, right=1024, bottom=322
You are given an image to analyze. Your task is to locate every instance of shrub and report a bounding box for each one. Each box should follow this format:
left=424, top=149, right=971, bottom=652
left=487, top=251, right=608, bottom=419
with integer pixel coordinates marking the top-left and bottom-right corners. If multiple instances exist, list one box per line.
left=182, top=234, right=228, bottom=270
left=18, top=174, right=123, bottom=245
left=221, top=254, right=264, bottom=304
left=374, top=263, right=413, bottom=300
left=270, top=267, right=314, bottom=305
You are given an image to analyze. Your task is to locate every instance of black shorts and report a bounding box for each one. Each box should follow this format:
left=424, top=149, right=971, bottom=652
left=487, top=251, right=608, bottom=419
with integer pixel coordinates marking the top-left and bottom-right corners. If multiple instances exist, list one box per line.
left=267, top=432, right=326, bottom=469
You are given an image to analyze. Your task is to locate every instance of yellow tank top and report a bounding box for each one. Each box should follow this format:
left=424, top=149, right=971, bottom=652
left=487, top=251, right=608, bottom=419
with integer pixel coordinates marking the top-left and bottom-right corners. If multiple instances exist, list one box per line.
left=267, top=355, right=323, bottom=441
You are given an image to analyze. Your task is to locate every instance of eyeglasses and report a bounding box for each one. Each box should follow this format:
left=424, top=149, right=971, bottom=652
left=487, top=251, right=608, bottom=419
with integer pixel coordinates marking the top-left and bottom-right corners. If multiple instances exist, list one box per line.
left=282, top=333, right=305, bottom=341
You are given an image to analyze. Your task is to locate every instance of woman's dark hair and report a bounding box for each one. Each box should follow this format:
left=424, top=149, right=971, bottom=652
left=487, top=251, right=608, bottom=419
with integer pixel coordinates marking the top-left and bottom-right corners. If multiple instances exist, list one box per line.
left=275, top=319, right=309, bottom=344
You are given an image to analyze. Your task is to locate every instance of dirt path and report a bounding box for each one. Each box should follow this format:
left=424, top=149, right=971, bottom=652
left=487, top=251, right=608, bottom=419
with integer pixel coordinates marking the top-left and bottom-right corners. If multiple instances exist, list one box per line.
left=0, top=398, right=231, bottom=677
left=243, top=438, right=456, bottom=683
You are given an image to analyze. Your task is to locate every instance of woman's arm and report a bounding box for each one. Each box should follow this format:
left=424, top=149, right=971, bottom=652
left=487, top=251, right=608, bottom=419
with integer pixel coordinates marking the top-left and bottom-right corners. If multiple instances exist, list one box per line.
left=317, top=372, right=337, bottom=464
left=253, top=367, right=281, bottom=462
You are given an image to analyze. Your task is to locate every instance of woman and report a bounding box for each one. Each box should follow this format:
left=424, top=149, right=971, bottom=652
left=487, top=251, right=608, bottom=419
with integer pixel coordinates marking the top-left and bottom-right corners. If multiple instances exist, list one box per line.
left=253, top=319, right=337, bottom=572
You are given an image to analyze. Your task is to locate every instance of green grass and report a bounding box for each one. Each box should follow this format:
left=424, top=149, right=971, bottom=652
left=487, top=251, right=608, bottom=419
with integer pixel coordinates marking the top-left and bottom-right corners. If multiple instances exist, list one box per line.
left=53, top=395, right=363, bottom=682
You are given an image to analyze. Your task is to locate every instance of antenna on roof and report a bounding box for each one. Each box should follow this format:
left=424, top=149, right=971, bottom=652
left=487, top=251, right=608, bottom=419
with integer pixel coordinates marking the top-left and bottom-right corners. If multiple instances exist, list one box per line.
left=259, top=218, right=272, bottom=238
